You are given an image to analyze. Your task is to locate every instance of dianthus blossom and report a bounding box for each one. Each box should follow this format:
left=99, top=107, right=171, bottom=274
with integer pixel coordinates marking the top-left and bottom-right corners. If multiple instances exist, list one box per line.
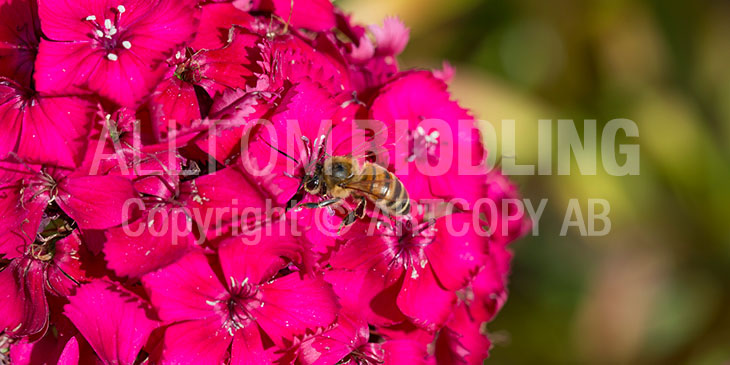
left=0, top=0, right=529, bottom=363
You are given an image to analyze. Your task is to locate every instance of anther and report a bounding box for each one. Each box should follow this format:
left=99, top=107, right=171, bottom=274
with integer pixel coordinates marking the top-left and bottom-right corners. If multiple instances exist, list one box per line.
left=85, top=15, right=97, bottom=21
left=122, top=41, right=131, bottom=49
left=104, top=19, right=112, bottom=29
left=117, top=5, right=126, bottom=13
left=107, top=53, right=118, bottom=61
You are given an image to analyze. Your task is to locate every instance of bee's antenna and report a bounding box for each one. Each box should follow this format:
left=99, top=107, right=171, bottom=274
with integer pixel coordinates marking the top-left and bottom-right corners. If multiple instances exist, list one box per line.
left=261, top=138, right=299, bottom=164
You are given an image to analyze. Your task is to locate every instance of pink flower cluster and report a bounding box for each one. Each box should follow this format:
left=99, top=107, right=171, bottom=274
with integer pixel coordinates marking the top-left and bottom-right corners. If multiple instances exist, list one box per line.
left=0, top=0, right=530, bottom=363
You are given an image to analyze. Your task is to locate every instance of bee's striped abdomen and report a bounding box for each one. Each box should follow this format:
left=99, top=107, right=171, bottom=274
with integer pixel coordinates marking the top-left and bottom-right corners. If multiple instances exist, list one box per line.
left=363, top=163, right=411, bottom=216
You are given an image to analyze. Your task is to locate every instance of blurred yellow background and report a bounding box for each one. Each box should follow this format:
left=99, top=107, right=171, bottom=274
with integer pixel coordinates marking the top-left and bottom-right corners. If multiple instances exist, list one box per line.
left=340, top=0, right=730, bottom=363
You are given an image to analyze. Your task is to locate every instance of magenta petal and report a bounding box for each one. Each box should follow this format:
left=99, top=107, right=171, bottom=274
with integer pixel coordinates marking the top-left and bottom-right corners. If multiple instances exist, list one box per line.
left=0, top=260, right=25, bottom=335
left=64, top=280, right=158, bottom=365
left=159, top=319, right=232, bottom=365
left=230, top=325, right=269, bottom=365
left=56, top=336, right=80, bottom=365
left=142, top=251, right=227, bottom=323
left=148, top=77, right=201, bottom=138
left=370, top=17, right=410, bottom=56
left=0, top=82, right=94, bottom=168
left=0, top=84, right=22, bottom=160
left=0, top=0, right=41, bottom=87
left=255, top=273, right=338, bottom=346
left=185, top=165, right=268, bottom=240
left=299, top=315, right=367, bottom=365
left=0, top=259, right=49, bottom=337
left=262, top=0, right=335, bottom=31
left=0, top=180, right=48, bottom=259
left=435, top=303, right=490, bottom=364
left=45, top=231, right=87, bottom=296
left=83, top=48, right=166, bottom=107
left=8, top=326, right=76, bottom=365
left=32, top=41, right=95, bottom=96
left=218, top=237, right=287, bottom=289
left=36, top=0, right=109, bottom=41
left=104, top=206, right=195, bottom=278
left=192, top=2, right=254, bottom=49
left=195, top=28, right=259, bottom=96
left=468, top=244, right=513, bottom=322
left=425, top=214, right=486, bottom=291
left=56, top=175, right=141, bottom=230
left=397, top=265, right=456, bottom=331
left=383, top=340, right=432, bottom=365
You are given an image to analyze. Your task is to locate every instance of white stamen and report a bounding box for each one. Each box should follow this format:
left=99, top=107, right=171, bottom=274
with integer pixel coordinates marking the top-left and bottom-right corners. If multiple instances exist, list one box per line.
left=416, top=126, right=425, bottom=135
left=107, top=53, right=118, bottom=61
left=95, top=30, right=104, bottom=37
left=85, top=15, right=97, bottom=21
left=104, top=19, right=112, bottom=29
left=430, top=131, right=440, bottom=139
left=122, top=40, right=132, bottom=49
left=117, top=5, right=126, bottom=13
left=108, top=27, right=117, bottom=36
left=205, top=300, right=218, bottom=306
left=175, top=51, right=182, bottom=59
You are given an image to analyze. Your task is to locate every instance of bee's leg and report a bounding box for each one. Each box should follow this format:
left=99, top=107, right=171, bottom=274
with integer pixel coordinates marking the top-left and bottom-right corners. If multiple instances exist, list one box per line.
left=355, top=196, right=367, bottom=219
left=339, top=211, right=358, bottom=234
left=339, top=197, right=366, bottom=233
left=301, top=198, right=341, bottom=209
left=286, top=189, right=306, bottom=211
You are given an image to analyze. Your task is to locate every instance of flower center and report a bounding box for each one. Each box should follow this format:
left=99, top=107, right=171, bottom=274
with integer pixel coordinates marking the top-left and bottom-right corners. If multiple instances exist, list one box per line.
left=83, top=5, right=131, bottom=61
left=339, top=344, right=385, bottom=365
left=380, top=219, right=435, bottom=270
left=174, top=51, right=202, bottom=84
left=408, top=125, right=441, bottom=162
left=210, top=277, right=263, bottom=334
left=28, top=216, right=74, bottom=262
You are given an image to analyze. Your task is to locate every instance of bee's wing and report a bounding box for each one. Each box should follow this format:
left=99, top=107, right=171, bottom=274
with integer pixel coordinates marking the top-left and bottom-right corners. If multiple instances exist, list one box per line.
left=339, top=180, right=388, bottom=201
left=346, top=122, right=407, bottom=165
left=339, top=165, right=392, bottom=201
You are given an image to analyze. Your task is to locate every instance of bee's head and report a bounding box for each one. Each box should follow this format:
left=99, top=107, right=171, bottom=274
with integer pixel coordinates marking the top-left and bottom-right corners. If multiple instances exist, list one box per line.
left=304, top=163, right=323, bottom=194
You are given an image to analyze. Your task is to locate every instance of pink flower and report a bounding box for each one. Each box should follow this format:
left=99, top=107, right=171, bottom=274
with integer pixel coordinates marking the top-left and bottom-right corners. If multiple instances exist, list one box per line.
left=369, top=17, right=410, bottom=57
left=64, top=280, right=159, bottom=364
left=327, top=212, right=487, bottom=331
left=147, top=28, right=261, bottom=140
left=482, top=171, right=532, bottom=244
left=0, top=0, right=42, bottom=87
left=434, top=302, right=491, bottom=364
left=34, top=0, right=200, bottom=107
left=290, top=313, right=433, bottom=365
left=370, top=71, right=487, bottom=203
left=0, top=231, right=88, bottom=338
left=142, top=242, right=338, bottom=363
left=0, top=79, right=95, bottom=168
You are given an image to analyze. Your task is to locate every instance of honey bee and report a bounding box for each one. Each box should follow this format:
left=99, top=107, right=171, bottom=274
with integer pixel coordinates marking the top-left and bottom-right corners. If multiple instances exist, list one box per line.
left=290, top=155, right=411, bottom=226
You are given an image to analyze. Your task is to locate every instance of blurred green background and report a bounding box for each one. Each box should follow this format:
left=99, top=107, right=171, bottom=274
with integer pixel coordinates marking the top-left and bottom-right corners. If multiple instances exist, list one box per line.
left=340, top=0, right=730, bottom=363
